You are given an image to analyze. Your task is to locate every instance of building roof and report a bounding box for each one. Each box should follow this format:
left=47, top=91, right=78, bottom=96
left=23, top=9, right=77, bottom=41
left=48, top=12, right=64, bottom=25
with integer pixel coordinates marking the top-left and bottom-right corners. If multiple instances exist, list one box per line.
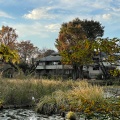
left=39, top=55, right=61, bottom=62
left=38, top=52, right=61, bottom=62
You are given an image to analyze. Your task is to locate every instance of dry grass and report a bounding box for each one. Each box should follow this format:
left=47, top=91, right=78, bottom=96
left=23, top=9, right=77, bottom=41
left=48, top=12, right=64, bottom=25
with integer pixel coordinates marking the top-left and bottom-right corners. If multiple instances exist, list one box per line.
left=36, top=80, right=105, bottom=115
left=0, top=78, right=76, bottom=105
left=1, top=78, right=119, bottom=119
left=36, top=80, right=120, bottom=119
left=70, top=80, right=104, bottom=101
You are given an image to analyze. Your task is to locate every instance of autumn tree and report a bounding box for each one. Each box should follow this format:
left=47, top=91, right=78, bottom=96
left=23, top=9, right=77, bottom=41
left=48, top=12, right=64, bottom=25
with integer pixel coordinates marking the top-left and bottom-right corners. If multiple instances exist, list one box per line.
left=80, top=19, right=104, bottom=40
left=56, top=18, right=104, bottom=51
left=0, top=26, right=18, bottom=49
left=94, top=38, right=120, bottom=62
left=16, top=40, right=40, bottom=75
left=0, top=43, right=20, bottom=74
left=55, top=18, right=105, bottom=79
left=17, top=40, right=40, bottom=63
left=0, top=44, right=19, bottom=63
left=93, top=38, right=120, bottom=79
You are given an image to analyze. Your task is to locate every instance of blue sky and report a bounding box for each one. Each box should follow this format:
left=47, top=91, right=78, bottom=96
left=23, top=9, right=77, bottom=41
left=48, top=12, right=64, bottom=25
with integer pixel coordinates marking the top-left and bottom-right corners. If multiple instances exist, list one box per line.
left=0, top=0, right=120, bottom=51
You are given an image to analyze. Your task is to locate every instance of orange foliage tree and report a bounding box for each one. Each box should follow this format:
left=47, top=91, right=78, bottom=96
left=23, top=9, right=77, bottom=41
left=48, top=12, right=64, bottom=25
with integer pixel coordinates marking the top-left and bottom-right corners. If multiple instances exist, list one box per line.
left=55, top=18, right=120, bottom=79
left=0, top=26, right=18, bottom=49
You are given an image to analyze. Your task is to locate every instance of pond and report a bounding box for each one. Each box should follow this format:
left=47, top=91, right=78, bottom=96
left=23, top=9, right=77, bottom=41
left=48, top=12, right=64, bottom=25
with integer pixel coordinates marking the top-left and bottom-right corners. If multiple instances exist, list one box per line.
left=0, top=108, right=65, bottom=120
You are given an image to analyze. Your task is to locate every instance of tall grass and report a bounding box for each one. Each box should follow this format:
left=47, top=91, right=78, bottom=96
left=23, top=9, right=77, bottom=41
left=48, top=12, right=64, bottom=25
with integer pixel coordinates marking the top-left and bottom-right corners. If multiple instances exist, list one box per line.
left=1, top=78, right=120, bottom=119
left=0, top=78, right=76, bottom=105
left=36, top=80, right=120, bottom=119
left=36, top=80, right=105, bottom=114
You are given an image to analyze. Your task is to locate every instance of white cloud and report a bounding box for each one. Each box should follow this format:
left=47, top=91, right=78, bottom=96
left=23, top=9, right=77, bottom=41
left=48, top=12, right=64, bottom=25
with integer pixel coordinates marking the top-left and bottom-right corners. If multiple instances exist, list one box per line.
left=13, top=24, right=47, bottom=38
left=112, top=7, right=120, bottom=12
left=24, top=7, right=57, bottom=20
left=45, top=24, right=60, bottom=32
left=6, top=22, right=60, bottom=40
left=102, top=14, right=111, bottom=20
left=0, top=11, right=13, bottom=19
left=90, top=13, right=112, bottom=22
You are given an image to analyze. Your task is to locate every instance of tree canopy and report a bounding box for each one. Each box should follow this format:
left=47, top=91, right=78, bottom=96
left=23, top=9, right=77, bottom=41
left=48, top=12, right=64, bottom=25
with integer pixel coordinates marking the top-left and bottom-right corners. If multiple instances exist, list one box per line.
left=55, top=18, right=104, bottom=51
left=55, top=18, right=120, bottom=79
left=17, top=40, right=39, bottom=62
left=0, top=44, right=20, bottom=64
left=93, top=38, right=120, bottom=63
left=0, top=26, right=18, bottom=49
left=80, top=19, right=104, bottom=40
left=55, top=18, right=104, bottom=64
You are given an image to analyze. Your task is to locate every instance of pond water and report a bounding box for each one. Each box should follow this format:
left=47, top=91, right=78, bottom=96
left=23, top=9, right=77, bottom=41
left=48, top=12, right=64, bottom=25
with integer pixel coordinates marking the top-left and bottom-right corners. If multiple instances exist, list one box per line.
left=0, top=108, right=65, bottom=120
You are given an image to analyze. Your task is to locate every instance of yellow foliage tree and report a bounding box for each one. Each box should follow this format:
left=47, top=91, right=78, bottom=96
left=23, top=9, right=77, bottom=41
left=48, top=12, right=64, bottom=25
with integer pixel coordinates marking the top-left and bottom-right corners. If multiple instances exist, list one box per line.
left=0, top=44, right=19, bottom=63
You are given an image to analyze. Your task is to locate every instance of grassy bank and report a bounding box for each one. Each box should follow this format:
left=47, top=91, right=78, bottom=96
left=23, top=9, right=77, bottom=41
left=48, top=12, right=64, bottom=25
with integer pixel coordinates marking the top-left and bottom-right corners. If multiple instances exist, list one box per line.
left=0, top=78, right=120, bottom=119
left=0, top=78, right=78, bottom=106
left=36, top=80, right=120, bottom=119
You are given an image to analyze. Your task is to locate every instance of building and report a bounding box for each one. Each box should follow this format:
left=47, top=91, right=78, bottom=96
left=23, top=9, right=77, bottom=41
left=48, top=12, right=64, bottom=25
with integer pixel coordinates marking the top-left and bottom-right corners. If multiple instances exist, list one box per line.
left=36, top=52, right=73, bottom=79
left=36, top=52, right=117, bottom=79
left=83, top=53, right=116, bottom=79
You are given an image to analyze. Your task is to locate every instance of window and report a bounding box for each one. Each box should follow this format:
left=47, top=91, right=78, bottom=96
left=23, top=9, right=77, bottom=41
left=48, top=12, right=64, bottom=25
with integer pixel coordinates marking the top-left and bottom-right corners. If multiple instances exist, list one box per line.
left=93, top=57, right=99, bottom=61
left=93, top=65, right=99, bottom=70
left=39, top=62, right=45, bottom=65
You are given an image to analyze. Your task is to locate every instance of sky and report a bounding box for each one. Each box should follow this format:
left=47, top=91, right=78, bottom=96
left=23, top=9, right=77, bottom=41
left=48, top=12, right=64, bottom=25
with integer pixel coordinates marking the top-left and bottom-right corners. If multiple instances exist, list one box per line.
left=0, top=0, right=120, bottom=51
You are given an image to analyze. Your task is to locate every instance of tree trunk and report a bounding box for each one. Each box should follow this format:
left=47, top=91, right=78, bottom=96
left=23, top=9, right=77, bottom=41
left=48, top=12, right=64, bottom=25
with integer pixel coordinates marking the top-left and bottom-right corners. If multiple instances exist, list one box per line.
left=72, top=64, right=77, bottom=80
left=72, top=65, right=83, bottom=80
left=78, top=65, right=83, bottom=79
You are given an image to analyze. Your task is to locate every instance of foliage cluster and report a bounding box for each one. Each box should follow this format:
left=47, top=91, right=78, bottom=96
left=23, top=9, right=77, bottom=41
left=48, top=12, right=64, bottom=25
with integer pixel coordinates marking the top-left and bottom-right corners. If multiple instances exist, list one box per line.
left=110, top=69, right=120, bottom=77
left=0, top=44, right=20, bottom=63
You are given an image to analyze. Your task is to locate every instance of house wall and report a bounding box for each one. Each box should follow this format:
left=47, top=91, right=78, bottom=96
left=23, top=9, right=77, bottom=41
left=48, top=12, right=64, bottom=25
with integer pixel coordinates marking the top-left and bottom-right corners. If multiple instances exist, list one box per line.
left=88, top=66, right=102, bottom=79
left=83, top=65, right=102, bottom=79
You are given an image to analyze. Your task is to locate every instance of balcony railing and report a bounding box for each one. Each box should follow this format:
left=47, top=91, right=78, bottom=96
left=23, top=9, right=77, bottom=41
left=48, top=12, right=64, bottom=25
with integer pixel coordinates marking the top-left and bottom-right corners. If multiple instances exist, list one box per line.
left=36, top=65, right=73, bottom=70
